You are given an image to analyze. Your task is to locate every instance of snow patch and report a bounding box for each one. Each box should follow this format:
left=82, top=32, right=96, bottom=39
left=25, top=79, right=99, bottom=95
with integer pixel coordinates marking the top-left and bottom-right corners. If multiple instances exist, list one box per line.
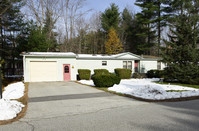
left=0, top=99, right=24, bottom=120
left=79, top=80, right=95, bottom=86
left=79, top=79, right=199, bottom=100
left=3, top=82, right=25, bottom=99
left=0, top=82, right=25, bottom=120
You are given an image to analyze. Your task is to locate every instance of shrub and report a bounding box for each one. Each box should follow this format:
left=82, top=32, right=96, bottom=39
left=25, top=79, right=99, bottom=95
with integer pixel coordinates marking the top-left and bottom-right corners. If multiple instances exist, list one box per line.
left=114, top=68, right=132, bottom=79
left=94, top=69, right=109, bottom=75
left=146, top=70, right=164, bottom=78
left=92, top=73, right=121, bottom=87
left=133, top=73, right=142, bottom=78
left=78, top=69, right=91, bottom=80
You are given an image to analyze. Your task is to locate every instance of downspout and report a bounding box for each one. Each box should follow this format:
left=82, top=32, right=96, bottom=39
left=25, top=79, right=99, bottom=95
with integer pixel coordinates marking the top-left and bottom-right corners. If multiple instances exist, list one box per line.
left=23, top=55, right=26, bottom=82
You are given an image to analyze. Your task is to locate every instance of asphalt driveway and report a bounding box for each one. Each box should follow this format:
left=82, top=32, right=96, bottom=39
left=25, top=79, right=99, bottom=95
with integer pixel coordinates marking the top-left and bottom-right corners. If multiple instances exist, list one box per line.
left=0, top=81, right=199, bottom=131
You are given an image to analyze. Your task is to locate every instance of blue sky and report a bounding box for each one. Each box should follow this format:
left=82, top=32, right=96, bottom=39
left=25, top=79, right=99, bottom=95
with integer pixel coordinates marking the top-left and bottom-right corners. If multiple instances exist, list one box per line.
left=83, top=0, right=141, bottom=13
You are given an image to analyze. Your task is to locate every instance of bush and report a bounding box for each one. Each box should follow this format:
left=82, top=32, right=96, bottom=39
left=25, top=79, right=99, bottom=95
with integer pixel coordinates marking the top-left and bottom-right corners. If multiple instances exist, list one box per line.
left=146, top=70, right=164, bottom=78
left=133, top=73, right=142, bottom=78
left=94, top=69, right=109, bottom=75
left=92, top=73, right=121, bottom=87
left=114, top=68, right=132, bottom=79
left=78, top=69, right=91, bottom=80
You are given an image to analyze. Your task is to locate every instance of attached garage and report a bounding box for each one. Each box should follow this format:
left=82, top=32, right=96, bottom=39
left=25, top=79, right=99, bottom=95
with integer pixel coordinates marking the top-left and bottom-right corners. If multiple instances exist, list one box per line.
left=29, top=61, right=57, bottom=82
left=23, top=52, right=77, bottom=82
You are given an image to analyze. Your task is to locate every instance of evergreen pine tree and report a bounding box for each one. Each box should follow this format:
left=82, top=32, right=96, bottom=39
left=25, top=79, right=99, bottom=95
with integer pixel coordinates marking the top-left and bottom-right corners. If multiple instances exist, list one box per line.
left=0, top=0, right=25, bottom=75
left=101, top=3, right=120, bottom=33
left=135, top=0, right=157, bottom=55
left=162, top=0, right=199, bottom=84
left=121, top=8, right=134, bottom=52
left=27, top=8, right=58, bottom=52
left=153, top=0, right=171, bottom=56
left=27, top=28, right=48, bottom=52
left=121, top=8, right=148, bottom=55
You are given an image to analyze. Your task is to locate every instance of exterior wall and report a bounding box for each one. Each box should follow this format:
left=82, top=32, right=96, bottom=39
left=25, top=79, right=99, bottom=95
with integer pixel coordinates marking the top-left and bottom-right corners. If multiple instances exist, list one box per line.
left=24, top=56, right=77, bottom=82
left=23, top=53, right=165, bottom=82
left=140, top=60, right=158, bottom=73
left=140, top=60, right=166, bottom=73
left=76, top=59, right=135, bottom=74
left=161, top=62, right=166, bottom=70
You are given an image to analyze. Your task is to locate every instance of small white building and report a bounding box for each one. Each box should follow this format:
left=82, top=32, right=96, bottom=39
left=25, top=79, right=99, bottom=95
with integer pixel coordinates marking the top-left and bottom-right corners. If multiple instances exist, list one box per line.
left=22, top=52, right=165, bottom=82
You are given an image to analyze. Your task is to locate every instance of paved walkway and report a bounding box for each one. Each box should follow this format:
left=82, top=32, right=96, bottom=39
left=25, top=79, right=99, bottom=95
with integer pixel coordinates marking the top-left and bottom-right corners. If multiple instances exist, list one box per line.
left=0, top=81, right=199, bottom=131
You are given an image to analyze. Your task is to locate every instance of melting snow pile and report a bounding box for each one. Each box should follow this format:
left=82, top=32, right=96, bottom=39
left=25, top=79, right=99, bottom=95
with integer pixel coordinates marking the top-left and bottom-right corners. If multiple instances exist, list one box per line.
left=79, top=80, right=95, bottom=86
left=108, top=79, right=199, bottom=100
left=79, top=79, right=199, bottom=100
left=3, top=82, right=25, bottom=99
left=109, top=84, right=199, bottom=100
left=0, top=82, right=25, bottom=120
left=0, top=99, right=24, bottom=120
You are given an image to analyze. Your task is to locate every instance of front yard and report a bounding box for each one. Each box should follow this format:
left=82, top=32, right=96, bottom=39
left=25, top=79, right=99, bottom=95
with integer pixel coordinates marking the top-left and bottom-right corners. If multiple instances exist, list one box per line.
left=79, top=78, right=199, bottom=101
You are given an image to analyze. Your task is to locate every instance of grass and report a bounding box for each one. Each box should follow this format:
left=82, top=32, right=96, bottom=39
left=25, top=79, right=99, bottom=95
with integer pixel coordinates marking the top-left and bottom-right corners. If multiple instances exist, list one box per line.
left=0, top=82, right=29, bottom=125
left=154, top=81, right=199, bottom=89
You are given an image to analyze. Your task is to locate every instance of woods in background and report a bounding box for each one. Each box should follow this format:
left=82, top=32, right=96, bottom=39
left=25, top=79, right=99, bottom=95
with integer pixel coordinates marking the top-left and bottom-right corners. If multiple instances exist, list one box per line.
left=1, top=0, right=199, bottom=79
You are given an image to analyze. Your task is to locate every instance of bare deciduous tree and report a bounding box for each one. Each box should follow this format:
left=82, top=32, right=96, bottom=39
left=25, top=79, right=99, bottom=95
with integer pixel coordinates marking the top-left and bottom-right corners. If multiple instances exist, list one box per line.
left=75, top=17, right=89, bottom=53
left=61, top=0, right=91, bottom=52
left=25, top=0, right=62, bottom=31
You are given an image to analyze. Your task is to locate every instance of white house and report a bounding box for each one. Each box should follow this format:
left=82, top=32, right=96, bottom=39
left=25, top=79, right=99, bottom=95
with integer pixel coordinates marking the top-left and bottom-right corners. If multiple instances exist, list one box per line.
left=22, top=52, right=165, bottom=82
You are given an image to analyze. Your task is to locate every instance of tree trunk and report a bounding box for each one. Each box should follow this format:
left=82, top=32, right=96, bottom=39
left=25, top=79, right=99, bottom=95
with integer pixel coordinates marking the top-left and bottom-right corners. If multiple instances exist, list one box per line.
left=41, top=0, right=44, bottom=31
left=158, top=1, right=161, bottom=56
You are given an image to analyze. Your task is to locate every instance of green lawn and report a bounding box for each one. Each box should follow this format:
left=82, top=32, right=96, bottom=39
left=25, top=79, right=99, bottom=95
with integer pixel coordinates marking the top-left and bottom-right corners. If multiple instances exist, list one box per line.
left=154, top=82, right=199, bottom=89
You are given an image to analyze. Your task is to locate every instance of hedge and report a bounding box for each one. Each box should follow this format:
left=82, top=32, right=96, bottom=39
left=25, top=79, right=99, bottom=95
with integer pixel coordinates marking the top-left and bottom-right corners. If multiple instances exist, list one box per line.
left=114, top=68, right=132, bottom=79
left=94, top=69, right=109, bottom=75
left=78, top=69, right=91, bottom=80
left=92, top=73, right=121, bottom=87
left=146, top=69, right=164, bottom=78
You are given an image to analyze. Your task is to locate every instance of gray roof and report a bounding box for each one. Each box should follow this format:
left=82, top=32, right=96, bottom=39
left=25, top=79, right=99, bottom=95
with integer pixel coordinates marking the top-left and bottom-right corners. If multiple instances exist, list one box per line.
left=21, top=52, right=76, bottom=57
left=22, top=52, right=160, bottom=60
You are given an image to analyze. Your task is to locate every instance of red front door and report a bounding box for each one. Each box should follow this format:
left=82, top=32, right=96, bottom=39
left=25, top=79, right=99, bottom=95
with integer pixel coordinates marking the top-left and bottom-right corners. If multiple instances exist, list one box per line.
left=134, top=61, right=139, bottom=72
left=63, top=64, right=71, bottom=81
left=135, top=61, right=138, bottom=68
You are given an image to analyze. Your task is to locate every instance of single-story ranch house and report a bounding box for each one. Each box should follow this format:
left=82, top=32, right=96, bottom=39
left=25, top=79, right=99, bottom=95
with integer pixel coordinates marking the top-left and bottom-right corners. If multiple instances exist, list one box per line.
left=22, top=52, right=165, bottom=82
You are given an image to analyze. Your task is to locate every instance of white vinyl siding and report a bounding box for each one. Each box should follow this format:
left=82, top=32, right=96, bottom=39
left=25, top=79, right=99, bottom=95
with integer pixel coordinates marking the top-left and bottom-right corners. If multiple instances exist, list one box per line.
left=77, top=60, right=123, bottom=74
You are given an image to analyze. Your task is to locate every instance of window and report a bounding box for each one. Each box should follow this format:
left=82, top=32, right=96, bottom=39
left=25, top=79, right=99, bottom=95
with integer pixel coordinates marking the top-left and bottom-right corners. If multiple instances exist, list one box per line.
left=102, top=61, right=107, bottom=66
left=64, top=66, right=69, bottom=73
left=123, top=61, right=127, bottom=69
left=157, top=62, right=161, bottom=70
left=128, top=61, right=132, bottom=69
left=123, top=61, right=132, bottom=69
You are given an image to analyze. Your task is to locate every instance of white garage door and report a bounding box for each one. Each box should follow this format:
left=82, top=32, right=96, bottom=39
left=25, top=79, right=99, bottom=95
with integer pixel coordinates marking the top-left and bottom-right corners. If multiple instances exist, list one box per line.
left=30, top=61, right=57, bottom=82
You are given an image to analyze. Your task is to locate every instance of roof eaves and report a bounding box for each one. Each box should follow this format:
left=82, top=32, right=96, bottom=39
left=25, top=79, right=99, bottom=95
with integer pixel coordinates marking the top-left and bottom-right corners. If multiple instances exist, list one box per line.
left=114, top=52, right=143, bottom=59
